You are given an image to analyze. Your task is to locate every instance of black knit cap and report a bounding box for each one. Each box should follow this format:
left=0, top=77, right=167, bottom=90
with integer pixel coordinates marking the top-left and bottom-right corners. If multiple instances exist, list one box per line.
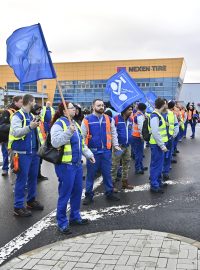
left=138, top=103, right=147, bottom=111
left=168, top=101, right=175, bottom=109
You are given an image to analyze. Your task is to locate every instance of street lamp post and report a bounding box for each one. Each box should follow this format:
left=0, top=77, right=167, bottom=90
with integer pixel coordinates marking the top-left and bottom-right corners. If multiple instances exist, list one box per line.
left=0, top=86, right=8, bottom=109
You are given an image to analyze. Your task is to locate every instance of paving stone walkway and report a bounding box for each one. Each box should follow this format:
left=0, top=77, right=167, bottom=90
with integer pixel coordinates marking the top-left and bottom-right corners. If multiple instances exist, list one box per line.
left=2, top=230, right=200, bottom=270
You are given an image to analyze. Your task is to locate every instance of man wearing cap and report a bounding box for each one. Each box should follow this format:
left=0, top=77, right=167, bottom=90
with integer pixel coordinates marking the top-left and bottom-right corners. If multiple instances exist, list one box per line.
left=111, top=105, right=134, bottom=191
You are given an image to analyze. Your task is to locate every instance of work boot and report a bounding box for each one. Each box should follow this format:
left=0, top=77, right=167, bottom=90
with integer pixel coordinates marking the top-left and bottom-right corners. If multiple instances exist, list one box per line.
left=2, top=170, right=8, bottom=176
left=14, top=207, right=32, bottom=217
left=58, top=226, right=72, bottom=235
left=83, top=196, right=94, bottom=205
left=106, top=193, right=120, bottom=201
left=27, top=200, right=44, bottom=210
left=38, top=174, right=48, bottom=181
left=160, top=182, right=168, bottom=188
left=122, top=180, right=134, bottom=190
left=150, top=187, right=164, bottom=194
left=70, top=219, right=89, bottom=226
left=163, top=174, right=170, bottom=181
left=113, top=182, right=119, bottom=193
left=135, top=170, right=144, bottom=175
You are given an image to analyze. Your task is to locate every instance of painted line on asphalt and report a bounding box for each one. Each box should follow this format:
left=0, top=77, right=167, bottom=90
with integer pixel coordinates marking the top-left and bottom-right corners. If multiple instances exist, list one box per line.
left=0, top=177, right=103, bottom=265
left=81, top=189, right=198, bottom=221
left=94, top=178, right=193, bottom=197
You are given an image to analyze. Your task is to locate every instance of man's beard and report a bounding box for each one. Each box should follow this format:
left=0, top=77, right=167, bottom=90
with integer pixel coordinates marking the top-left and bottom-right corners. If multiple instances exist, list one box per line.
left=94, top=108, right=104, bottom=114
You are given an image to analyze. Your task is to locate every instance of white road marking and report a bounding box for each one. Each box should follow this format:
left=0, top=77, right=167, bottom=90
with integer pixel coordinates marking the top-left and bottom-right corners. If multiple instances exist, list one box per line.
left=95, top=178, right=193, bottom=197
left=0, top=177, right=194, bottom=264
left=0, top=177, right=103, bottom=265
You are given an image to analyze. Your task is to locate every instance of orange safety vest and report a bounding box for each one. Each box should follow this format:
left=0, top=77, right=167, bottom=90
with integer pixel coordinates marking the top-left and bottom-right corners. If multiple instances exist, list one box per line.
left=180, top=110, right=185, bottom=121
left=188, top=109, right=196, bottom=120
left=39, top=121, right=47, bottom=141
left=132, top=111, right=144, bottom=137
left=83, top=114, right=112, bottom=149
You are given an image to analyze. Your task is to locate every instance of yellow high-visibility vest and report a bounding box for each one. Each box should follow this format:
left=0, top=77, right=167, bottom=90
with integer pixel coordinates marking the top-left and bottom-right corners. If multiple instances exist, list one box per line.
left=149, top=111, right=168, bottom=144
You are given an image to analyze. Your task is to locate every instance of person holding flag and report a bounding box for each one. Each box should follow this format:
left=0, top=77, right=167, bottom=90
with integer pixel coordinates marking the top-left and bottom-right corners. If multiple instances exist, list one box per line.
left=8, top=94, right=45, bottom=216
left=6, top=23, right=57, bottom=216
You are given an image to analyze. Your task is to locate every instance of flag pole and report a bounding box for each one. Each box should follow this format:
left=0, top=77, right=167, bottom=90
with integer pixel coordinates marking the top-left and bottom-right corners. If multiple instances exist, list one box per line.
left=56, top=79, right=72, bottom=123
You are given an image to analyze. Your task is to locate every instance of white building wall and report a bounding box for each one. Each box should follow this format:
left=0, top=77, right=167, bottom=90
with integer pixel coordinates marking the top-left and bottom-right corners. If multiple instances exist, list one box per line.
left=178, top=83, right=200, bottom=107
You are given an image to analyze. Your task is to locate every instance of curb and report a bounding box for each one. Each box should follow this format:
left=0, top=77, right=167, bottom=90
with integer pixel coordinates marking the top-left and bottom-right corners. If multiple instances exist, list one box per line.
left=2, top=229, right=200, bottom=270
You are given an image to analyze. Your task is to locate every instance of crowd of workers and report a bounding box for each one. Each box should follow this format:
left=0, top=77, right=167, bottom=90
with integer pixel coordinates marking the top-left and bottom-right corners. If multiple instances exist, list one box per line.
left=0, top=94, right=199, bottom=234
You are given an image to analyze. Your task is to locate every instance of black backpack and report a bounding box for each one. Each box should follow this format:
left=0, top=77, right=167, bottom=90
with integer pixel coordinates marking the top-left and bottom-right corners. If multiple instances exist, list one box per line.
left=0, top=109, right=15, bottom=143
left=142, top=116, right=151, bottom=142
left=142, top=112, right=162, bottom=142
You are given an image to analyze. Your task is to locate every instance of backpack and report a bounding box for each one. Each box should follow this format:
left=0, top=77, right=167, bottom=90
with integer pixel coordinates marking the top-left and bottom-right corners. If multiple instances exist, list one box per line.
left=0, top=108, right=16, bottom=143
left=142, top=113, right=161, bottom=142
left=142, top=116, right=151, bottom=142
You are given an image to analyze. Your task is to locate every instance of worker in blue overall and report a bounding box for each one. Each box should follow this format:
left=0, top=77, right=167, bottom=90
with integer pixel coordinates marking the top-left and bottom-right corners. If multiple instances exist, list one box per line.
left=8, top=94, right=44, bottom=217
left=51, top=102, right=95, bottom=234
left=81, top=99, right=121, bottom=205
left=0, top=96, right=23, bottom=176
left=162, top=100, right=179, bottom=181
left=41, top=101, right=55, bottom=134
left=132, top=103, right=148, bottom=174
left=149, top=98, right=168, bottom=193
left=111, top=105, right=134, bottom=191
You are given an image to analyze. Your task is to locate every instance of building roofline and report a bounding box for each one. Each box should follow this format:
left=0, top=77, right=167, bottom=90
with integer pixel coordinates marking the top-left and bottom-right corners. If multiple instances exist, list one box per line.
left=0, top=57, right=185, bottom=67
left=183, top=82, right=200, bottom=84
left=53, top=57, right=185, bottom=65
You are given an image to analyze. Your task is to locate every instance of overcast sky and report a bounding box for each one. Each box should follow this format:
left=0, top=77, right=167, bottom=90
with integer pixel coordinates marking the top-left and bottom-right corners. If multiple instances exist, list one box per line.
left=1, top=0, right=200, bottom=82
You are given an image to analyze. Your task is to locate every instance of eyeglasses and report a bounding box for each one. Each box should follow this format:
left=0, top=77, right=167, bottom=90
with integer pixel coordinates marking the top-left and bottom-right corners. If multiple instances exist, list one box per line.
left=67, top=106, right=75, bottom=109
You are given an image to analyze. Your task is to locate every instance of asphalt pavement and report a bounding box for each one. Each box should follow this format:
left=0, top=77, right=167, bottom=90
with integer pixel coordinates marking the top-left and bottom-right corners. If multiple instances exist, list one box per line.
left=0, top=125, right=200, bottom=267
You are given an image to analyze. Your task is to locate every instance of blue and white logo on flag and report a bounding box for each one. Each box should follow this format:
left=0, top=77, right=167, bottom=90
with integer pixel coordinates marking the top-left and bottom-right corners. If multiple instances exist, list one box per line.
left=106, top=70, right=144, bottom=112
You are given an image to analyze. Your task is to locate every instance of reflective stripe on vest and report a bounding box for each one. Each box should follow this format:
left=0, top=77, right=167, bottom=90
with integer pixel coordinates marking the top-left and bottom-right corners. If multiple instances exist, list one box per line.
left=37, top=122, right=46, bottom=145
left=132, top=111, right=144, bottom=137
left=41, top=106, right=55, bottom=122
left=149, top=111, right=168, bottom=144
left=8, top=109, right=27, bottom=149
left=167, top=111, right=175, bottom=136
left=84, top=114, right=112, bottom=149
left=59, top=120, right=84, bottom=163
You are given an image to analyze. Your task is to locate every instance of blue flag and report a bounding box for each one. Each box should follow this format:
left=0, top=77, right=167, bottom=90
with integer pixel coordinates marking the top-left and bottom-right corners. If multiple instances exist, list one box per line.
left=146, top=91, right=157, bottom=105
left=6, top=23, right=56, bottom=86
left=106, top=70, right=144, bottom=112
left=139, top=91, right=157, bottom=113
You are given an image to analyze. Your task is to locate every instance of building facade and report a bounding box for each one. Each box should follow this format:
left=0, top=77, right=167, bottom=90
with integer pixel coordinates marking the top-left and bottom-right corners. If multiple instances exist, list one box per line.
left=178, top=83, right=200, bottom=108
left=0, top=57, right=186, bottom=108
